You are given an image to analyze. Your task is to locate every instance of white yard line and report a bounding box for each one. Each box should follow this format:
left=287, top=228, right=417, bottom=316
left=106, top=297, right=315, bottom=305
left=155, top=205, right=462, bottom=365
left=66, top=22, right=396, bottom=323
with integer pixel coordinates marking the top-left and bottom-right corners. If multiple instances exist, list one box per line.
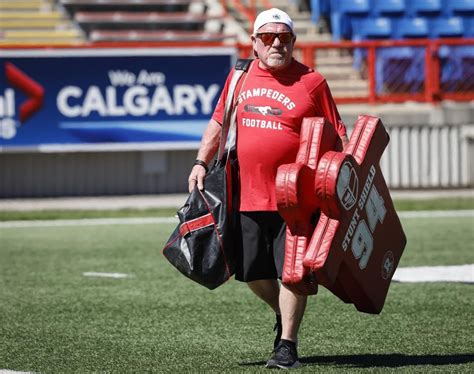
left=398, top=210, right=474, bottom=218
left=81, top=265, right=473, bottom=283
left=0, top=216, right=177, bottom=228
left=393, top=264, right=474, bottom=283
left=1, top=206, right=472, bottom=284
left=83, top=272, right=134, bottom=279
left=80, top=266, right=473, bottom=283
left=0, top=210, right=472, bottom=229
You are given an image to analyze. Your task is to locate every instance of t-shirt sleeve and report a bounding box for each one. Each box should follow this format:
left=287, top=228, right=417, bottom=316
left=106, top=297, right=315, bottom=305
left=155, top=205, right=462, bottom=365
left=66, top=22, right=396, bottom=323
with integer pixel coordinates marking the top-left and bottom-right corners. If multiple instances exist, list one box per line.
left=211, top=68, right=235, bottom=125
left=310, top=78, right=347, bottom=138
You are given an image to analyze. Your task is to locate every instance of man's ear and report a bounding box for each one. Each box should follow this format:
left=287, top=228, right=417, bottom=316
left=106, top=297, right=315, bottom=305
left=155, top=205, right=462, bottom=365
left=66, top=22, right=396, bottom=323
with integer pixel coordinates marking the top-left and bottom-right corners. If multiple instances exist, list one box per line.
left=251, top=36, right=258, bottom=57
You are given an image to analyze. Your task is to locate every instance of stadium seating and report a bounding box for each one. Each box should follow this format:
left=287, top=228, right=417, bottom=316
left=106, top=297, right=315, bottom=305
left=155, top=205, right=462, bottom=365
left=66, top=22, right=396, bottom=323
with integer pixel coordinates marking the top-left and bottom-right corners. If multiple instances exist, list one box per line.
left=323, top=0, right=473, bottom=40
left=406, top=0, right=442, bottom=17
left=0, top=1, right=46, bottom=11
left=432, top=16, right=473, bottom=91
left=393, top=17, right=429, bottom=39
left=74, top=11, right=219, bottom=33
left=371, top=0, right=406, bottom=17
left=60, top=0, right=230, bottom=43
left=60, top=0, right=197, bottom=13
left=0, top=11, right=64, bottom=29
left=314, top=0, right=473, bottom=96
left=351, top=17, right=392, bottom=74
left=437, top=44, right=474, bottom=91
left=375, top=46, right=425, bottom=93
left=352, top=17, right=392, bottom=68
left=466, top=16, right=474, bottom=36
left=429, top=16, right=465, bottom=37
left=353, top=17, right=392, bottom=39
left=0, top=0, right=84, bottom=45
left=0, top=30, right=83, bottom=45
left=442, top=0, right=474, bottom=17
left=330, top=0, right=370, bottom=40
left=304, top=0, right=473, bottom=98
left=310, top=0, right=330, bottom=23
left=89, top=30, right=235, bottom=42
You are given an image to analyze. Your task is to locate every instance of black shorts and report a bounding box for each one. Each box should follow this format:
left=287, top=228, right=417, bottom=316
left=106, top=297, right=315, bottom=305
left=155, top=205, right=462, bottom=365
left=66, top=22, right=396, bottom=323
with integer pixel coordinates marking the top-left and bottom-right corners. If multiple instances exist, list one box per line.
left=234, top=211, right=286, bottom=282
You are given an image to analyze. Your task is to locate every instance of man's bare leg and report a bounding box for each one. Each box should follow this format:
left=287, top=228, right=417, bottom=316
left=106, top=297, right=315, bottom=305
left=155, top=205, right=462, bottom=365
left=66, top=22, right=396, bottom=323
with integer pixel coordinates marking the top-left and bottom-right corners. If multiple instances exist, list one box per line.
left=247, top=279, right=280, bottom=314
left=247, top=279, right=282, bottom=349
left=279, top=285, right=307, bottom=343
left=265, top=284, right=306, bottom=369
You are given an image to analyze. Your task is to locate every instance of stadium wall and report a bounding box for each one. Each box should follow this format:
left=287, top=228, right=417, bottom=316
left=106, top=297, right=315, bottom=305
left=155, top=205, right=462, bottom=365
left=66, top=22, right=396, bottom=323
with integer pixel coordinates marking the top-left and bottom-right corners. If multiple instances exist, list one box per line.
left=0, top=103, right=472, bottom=198
left=340, top=102, right=474, bottom=189
left=0, top=150, right=195, bottom=197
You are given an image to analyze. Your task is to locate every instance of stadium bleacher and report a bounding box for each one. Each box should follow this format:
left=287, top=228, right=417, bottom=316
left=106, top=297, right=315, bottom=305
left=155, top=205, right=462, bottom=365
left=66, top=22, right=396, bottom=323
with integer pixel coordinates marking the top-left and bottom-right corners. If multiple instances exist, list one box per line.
left=61, top=0, right=198, bottom=13
left=393, top=17, right=429, bottom=39
left=75, top=11, right=220, bottom=32
left=0, top=0, right=84, bottom=45
left=313, top=0, right=473, bottom=41
left=352, top=17, right=392, bottom=40
left=371, top=0, right=405, bottom=18
left=430, top=16, right=465, bottom=37
left=0, top=0, right=48, bottom=11
left=310, top=0, right=473, bottom=95
left=60, top=0, right=236, bottom=43
left=89, top=29, right=237, bottom=42
left=467, top=16, right=474, bottom=36
left=406, top=0, right=442, bottom=17
left=330, top=0, right=370, bottom=40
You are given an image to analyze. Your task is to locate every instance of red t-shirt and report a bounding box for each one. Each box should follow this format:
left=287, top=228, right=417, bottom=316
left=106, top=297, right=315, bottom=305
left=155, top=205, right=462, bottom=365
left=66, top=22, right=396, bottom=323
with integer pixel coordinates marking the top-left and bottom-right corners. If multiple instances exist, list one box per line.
left=212, top=58, right=347, bottom=212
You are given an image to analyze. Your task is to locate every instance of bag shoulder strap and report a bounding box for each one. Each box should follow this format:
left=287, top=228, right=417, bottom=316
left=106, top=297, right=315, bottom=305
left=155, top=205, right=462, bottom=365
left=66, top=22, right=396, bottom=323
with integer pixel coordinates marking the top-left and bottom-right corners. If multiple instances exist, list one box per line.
left=235, top=58, right=253, bottom=72
left=217, top=59, right=253, bottom=161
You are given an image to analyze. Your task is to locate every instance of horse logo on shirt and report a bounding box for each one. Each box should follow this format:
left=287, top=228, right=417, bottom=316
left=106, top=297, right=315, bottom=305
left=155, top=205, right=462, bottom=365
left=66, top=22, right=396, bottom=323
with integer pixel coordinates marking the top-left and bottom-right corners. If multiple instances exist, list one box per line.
left=244, top=105, right=283, bottom=116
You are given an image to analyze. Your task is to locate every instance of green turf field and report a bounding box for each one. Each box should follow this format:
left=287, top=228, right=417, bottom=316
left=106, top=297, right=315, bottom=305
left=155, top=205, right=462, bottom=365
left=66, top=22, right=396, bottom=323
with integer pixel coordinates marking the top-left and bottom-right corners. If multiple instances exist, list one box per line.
left=0, top=197, right=473, bottom=221
left=0, top=208, right=473, bottom=372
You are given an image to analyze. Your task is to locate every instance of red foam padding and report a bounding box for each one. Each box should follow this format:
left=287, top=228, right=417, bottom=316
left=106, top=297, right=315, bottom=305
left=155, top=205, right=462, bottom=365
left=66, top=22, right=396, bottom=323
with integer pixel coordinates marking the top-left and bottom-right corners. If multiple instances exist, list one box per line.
left=276, top=115, right=406, bottom=314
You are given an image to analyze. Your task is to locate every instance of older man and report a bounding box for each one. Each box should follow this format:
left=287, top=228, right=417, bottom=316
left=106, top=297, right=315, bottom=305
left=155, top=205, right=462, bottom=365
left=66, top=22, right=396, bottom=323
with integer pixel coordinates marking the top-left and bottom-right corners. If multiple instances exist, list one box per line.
left=188, top=8, right=348, bottom=369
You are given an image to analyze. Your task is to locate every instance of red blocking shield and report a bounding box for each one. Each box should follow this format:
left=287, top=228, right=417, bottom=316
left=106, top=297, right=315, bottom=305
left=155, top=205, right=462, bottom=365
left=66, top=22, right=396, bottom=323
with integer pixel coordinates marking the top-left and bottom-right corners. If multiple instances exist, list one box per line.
left=276, top=115, right=406, bottom=314
left=275, top=117, right=342, bottom=295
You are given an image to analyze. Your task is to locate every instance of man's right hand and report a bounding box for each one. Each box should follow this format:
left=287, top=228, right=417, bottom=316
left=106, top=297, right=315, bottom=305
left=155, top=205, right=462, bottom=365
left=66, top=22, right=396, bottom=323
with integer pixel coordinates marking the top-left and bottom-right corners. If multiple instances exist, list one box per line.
left=188, top=164, right=207, bottom=193
left=188, top=118, right=221, bottom=193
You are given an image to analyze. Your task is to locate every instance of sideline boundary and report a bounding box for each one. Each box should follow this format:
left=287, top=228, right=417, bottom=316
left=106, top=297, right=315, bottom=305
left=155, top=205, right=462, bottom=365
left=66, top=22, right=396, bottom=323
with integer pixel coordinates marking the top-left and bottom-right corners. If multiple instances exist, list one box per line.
left=0, top=210, right=472, bottom=228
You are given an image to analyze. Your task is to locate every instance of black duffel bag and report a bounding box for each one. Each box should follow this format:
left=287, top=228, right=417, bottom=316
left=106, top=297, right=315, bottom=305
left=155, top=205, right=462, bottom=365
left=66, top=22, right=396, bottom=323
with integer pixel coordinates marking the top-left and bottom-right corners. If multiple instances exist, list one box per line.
left=162, top=149, right=239, bottom=289
left=162, top=59, right=252, bottom=289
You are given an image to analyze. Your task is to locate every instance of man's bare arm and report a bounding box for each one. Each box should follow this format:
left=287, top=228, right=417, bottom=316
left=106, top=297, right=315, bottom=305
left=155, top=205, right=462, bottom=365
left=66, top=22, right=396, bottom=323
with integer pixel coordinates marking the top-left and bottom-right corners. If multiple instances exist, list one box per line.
left=188, top=119, right=221, bottom=192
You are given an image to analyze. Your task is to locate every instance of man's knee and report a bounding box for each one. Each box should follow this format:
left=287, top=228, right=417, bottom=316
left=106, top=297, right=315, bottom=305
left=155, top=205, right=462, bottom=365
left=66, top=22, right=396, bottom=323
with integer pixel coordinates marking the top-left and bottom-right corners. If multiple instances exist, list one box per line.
left=280, top=283, right=308, bottom=301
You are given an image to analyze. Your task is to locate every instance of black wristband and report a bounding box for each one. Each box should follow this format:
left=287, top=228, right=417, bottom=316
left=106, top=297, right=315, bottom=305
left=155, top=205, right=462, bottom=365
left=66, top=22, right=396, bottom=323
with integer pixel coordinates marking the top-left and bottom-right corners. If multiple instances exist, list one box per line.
left=193, top=159, right=209, bottom=173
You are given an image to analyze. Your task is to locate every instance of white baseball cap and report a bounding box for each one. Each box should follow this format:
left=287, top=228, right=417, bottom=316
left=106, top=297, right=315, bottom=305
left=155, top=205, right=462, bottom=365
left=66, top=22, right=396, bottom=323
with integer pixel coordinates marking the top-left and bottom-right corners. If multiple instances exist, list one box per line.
left=253, top=8, right=294, bottom=35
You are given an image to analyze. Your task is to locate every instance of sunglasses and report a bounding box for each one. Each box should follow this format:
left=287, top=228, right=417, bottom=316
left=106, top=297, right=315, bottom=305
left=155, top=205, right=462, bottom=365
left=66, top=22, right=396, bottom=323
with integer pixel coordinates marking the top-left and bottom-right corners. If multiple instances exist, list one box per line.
left=256, top=32, right=293, bottom=45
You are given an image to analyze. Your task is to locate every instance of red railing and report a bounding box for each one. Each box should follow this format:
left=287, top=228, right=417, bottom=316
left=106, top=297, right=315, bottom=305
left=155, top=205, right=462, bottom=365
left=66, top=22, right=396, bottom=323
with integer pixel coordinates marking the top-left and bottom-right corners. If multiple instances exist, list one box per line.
left=237, top=38, right=474, bottom=104
left=1, top=38, right=473, bottom=104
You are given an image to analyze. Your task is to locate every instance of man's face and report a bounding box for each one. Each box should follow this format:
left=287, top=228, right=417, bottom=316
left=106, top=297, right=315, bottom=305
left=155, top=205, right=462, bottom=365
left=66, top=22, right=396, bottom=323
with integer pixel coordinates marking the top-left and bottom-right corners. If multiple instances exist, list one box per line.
left=251, top=23, right=295, bottom=72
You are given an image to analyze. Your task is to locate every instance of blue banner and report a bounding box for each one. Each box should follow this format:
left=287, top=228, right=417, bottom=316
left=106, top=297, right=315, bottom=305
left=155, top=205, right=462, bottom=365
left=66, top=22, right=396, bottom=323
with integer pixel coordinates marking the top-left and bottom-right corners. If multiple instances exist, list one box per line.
left=0, top=48, right=235, bottom=151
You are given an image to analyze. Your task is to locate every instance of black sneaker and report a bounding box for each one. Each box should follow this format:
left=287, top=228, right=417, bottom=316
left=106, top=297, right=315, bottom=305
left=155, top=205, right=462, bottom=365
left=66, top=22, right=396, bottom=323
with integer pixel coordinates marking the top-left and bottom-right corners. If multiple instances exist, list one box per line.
left=273, top=314, right=282, bottom=349
left=266, top=340, right=301, bottom=369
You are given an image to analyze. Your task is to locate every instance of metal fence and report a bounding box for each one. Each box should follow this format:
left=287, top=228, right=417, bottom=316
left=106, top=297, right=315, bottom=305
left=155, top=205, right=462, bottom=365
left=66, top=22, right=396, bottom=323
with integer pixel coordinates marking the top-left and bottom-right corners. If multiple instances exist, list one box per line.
left=238, top=38, right=474, bottom=104
left=381, top=124, right=472, bottom=188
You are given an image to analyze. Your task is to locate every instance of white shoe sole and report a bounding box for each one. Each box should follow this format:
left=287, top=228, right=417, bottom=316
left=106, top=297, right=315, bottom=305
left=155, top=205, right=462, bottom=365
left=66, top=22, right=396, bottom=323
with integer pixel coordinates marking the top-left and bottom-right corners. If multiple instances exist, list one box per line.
left=265, top=360, right=301, bottom=369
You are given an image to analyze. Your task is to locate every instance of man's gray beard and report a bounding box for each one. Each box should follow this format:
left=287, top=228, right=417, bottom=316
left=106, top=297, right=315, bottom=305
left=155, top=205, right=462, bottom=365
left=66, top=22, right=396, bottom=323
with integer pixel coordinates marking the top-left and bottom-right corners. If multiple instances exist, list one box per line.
left=266, top=55, right=288, bottom=69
